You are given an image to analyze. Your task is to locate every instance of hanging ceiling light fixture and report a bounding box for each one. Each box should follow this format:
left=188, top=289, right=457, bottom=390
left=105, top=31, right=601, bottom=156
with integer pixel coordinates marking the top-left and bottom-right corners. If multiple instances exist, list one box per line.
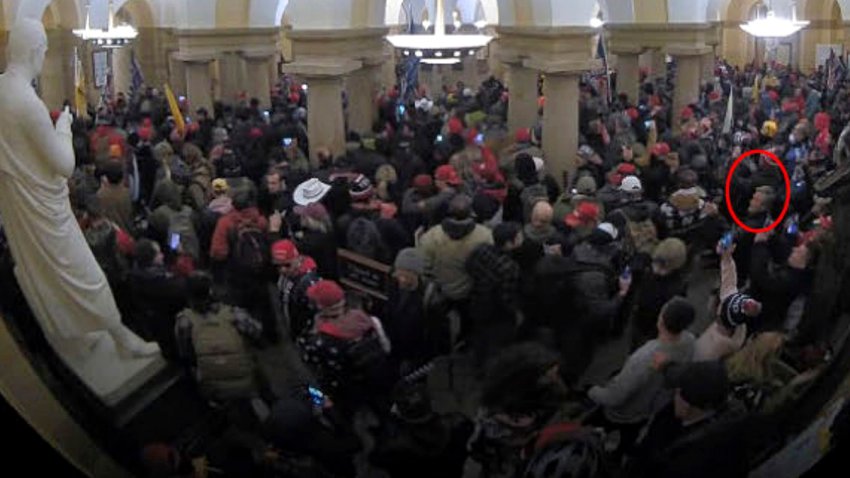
left=73, top=0, right=138, bottom=48
left=388, top=0, right=492, bottom=65
left=740, top=1, right=808, bottom=38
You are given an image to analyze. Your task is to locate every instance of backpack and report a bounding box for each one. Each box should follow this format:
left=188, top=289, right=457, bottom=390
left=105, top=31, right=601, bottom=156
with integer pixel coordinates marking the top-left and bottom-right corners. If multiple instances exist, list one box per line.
left=346, top=329, right=388, bottom=382
left=185, top=306, right=256, bottom=400
left=624, top=218, right=659, bottom=259
left=230, top=216, right=270, bottom=275
left=167, top=206, right=200, bottom=258
left=346, top=217, right=388, bottom=262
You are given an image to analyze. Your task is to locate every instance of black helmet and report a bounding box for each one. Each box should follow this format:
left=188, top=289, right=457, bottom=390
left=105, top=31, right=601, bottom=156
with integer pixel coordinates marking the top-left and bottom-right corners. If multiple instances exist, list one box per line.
left=522, top=428, right=607, bottom=478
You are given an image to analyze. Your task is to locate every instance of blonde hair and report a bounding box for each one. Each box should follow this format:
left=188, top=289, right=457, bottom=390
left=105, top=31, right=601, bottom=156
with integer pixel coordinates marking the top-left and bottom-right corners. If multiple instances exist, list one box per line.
left=726, top=332, right=786, bottom=384
left=182, top=143, right=205, bottom=166
left=652, top=238, right=688, bottom=271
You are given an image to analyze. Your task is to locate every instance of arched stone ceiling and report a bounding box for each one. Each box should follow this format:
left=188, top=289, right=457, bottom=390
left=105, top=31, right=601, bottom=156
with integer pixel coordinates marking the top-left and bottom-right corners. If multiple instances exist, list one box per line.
left=12, top=0, right=84, bottom=29
left=384, top=0, right=497, bottom=26
left=4, top=0, right=848, bottom=33
left=115, top=0, right=156, bottom=28
left=667, top=0, right=708, bottom=22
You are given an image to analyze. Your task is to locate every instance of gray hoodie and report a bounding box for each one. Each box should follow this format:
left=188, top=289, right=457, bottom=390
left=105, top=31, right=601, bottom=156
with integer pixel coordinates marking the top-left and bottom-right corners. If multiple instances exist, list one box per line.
left=589, top=332, right=695, bottom=424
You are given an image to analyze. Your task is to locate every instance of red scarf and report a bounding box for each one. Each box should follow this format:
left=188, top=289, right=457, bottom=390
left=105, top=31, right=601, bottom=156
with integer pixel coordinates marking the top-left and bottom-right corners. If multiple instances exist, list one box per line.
left=317, top=310, right=374, bottom=340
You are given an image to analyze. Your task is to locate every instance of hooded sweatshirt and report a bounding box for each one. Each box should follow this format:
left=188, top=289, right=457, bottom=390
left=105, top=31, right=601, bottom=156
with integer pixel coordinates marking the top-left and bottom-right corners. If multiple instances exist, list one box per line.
left=419, top=217, right=493, bottom=300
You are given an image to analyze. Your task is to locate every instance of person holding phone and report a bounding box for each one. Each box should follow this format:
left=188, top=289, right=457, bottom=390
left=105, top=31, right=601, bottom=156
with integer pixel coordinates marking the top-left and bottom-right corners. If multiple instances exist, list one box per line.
left=749, top=226, right=816, bottom=335
left=264, top=388, right=360, bottom=477
left=693, top=239, right=760, bottom=361
left=281, top=133, right=310, bottom=181
left=297, top=280, right=392, bottom=410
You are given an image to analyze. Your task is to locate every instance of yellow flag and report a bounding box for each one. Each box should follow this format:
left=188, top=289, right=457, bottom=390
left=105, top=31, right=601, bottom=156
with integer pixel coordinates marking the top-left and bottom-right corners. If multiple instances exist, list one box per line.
left=74, top=51, right=87, bottom=118
left=752, top=75, right=760, bottom=103
left=164, top=84, right=185, bottom=136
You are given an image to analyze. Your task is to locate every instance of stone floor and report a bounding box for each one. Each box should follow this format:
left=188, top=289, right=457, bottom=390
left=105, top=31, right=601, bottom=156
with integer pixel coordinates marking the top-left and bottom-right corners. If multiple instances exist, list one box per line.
left=120, top=258, right=724, bottom=476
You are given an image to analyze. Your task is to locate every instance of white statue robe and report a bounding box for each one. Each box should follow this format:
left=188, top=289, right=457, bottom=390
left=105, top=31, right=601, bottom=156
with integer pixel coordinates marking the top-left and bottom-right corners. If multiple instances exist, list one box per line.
left=0, top=73, right=121, bottom=340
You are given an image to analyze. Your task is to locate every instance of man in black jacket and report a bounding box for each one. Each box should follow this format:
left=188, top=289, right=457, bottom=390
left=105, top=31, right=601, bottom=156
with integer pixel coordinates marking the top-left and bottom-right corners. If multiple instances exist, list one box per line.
left=384, top=248, right=431, bottom=371
left=749, top=231, right=814, bottom=334
left=629, top=361, right=752, bottom=478
left=370, top=381, right=472, bottom=478
left=127, top=239, right=188, bottom=358
left=733, top=185, right=776, bottom=287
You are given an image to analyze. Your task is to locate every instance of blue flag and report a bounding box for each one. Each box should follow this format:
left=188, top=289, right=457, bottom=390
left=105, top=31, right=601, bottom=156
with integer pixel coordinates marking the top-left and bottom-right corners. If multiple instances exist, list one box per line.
left=401, top=57, right=420, bottom=103
left=130, top=52, right=145, bottom=95
left=595, top=30, right=611, bottom=104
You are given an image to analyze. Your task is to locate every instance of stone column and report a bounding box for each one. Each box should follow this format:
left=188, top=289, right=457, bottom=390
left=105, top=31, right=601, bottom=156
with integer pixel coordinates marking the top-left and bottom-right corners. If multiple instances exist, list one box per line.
left=505, top=61, right=539, bottom=133
left=701, top=51, right=715, bottom=83
left=843, top=22, right=850, bottom=60
left=168, top=52, right=187, bottom=95
left=183, top=58, right=214, bottom=113
left=112, top=46, right=132, bottom=96
left=524, top=50, right=598, bottom=188
left=218, top=51, right=247, bottom=103
left=0, top=30, right=8, bottom=72
left=650, top=48, right=667, bottom=80
left=243, top=53, right=274, bottom=109
left=346, top=62, right=381, bottom=135
left=283, top=59, right=361, bottom=166
left=42, top=29, right=76, bottom=110
left=136, top=28, right=175, bottom=89
left=612, top=48, right=641, bottom=104
left=670, top=46, right=711, bottom=129
left=539, top=72, right=580, bottom=186
left=462, top=55, right=479, bottom=88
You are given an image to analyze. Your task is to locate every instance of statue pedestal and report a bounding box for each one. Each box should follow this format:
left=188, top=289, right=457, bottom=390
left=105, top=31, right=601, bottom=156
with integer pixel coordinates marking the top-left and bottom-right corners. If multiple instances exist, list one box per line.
left=47, top=331, right=167, bottom=407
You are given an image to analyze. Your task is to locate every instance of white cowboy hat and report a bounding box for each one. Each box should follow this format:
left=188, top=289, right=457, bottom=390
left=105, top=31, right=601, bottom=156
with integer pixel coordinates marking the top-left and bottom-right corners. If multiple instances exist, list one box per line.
left=293, top=178, right=331, bottom=206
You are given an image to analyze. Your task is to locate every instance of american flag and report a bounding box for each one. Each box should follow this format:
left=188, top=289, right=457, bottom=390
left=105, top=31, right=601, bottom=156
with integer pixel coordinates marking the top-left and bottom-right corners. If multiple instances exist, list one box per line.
left=130, top=51, right=145, bottom=96
left=827, top=48, right=846, bottom=91
left=596, top=29, right=612, bottom=104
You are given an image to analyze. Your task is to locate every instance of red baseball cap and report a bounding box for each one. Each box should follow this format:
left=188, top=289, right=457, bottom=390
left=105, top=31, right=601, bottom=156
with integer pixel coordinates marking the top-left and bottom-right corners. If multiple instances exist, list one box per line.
left=617, top=162, right=637, bottom=175
left=271, top=240, right=299, bottom=264
left=413, top=174, right=433, bottom=190
left=651, top=142, right=671, bottom=157
left=448, top=117, right=464, bottom=135
left=307, top=280, right=346, bottom=310
left=515, top=128, right=532, bottom=143
left=565, top=201, right=600, bottom=228
left=435, top=165, right=461, bottom=186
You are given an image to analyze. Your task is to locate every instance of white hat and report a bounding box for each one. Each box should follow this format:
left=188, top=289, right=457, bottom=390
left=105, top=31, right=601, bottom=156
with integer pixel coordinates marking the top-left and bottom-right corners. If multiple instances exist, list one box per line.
left=293, top=178, right=331, bottom=206
left=598, top=222, right=619, bottom=240
left=415, top=98, right=434, bottom=112
left=620, top=175, right=643, bottom=193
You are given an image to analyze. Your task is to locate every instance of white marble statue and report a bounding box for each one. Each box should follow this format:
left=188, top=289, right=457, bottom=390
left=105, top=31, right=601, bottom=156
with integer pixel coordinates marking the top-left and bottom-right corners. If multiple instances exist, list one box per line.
left=0, top=18, right=164, bottom=405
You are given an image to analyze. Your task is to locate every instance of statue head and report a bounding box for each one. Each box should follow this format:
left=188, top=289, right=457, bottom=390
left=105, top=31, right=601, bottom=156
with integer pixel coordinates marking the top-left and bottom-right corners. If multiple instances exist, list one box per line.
left=6, top=18, right=48, bottom=80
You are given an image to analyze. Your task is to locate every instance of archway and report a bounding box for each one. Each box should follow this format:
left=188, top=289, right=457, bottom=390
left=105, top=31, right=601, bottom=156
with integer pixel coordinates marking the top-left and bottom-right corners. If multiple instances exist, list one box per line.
left=798, top=0, right=844, bottom=72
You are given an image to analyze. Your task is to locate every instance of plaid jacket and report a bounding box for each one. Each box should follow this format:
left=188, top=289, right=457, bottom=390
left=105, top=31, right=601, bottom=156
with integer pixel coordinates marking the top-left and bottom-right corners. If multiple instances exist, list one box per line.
left=466, top=244, right=520, bottom=317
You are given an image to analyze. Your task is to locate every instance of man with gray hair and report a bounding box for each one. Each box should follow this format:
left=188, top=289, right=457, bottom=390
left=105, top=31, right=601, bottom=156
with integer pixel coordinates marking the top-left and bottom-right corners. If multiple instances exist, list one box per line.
left=733, top=184, right=777, bottom=287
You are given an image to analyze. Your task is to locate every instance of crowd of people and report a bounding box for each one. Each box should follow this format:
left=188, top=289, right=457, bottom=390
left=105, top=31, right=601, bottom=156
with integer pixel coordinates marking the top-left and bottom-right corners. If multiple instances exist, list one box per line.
left=2, top=55, right=850, bottom=477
